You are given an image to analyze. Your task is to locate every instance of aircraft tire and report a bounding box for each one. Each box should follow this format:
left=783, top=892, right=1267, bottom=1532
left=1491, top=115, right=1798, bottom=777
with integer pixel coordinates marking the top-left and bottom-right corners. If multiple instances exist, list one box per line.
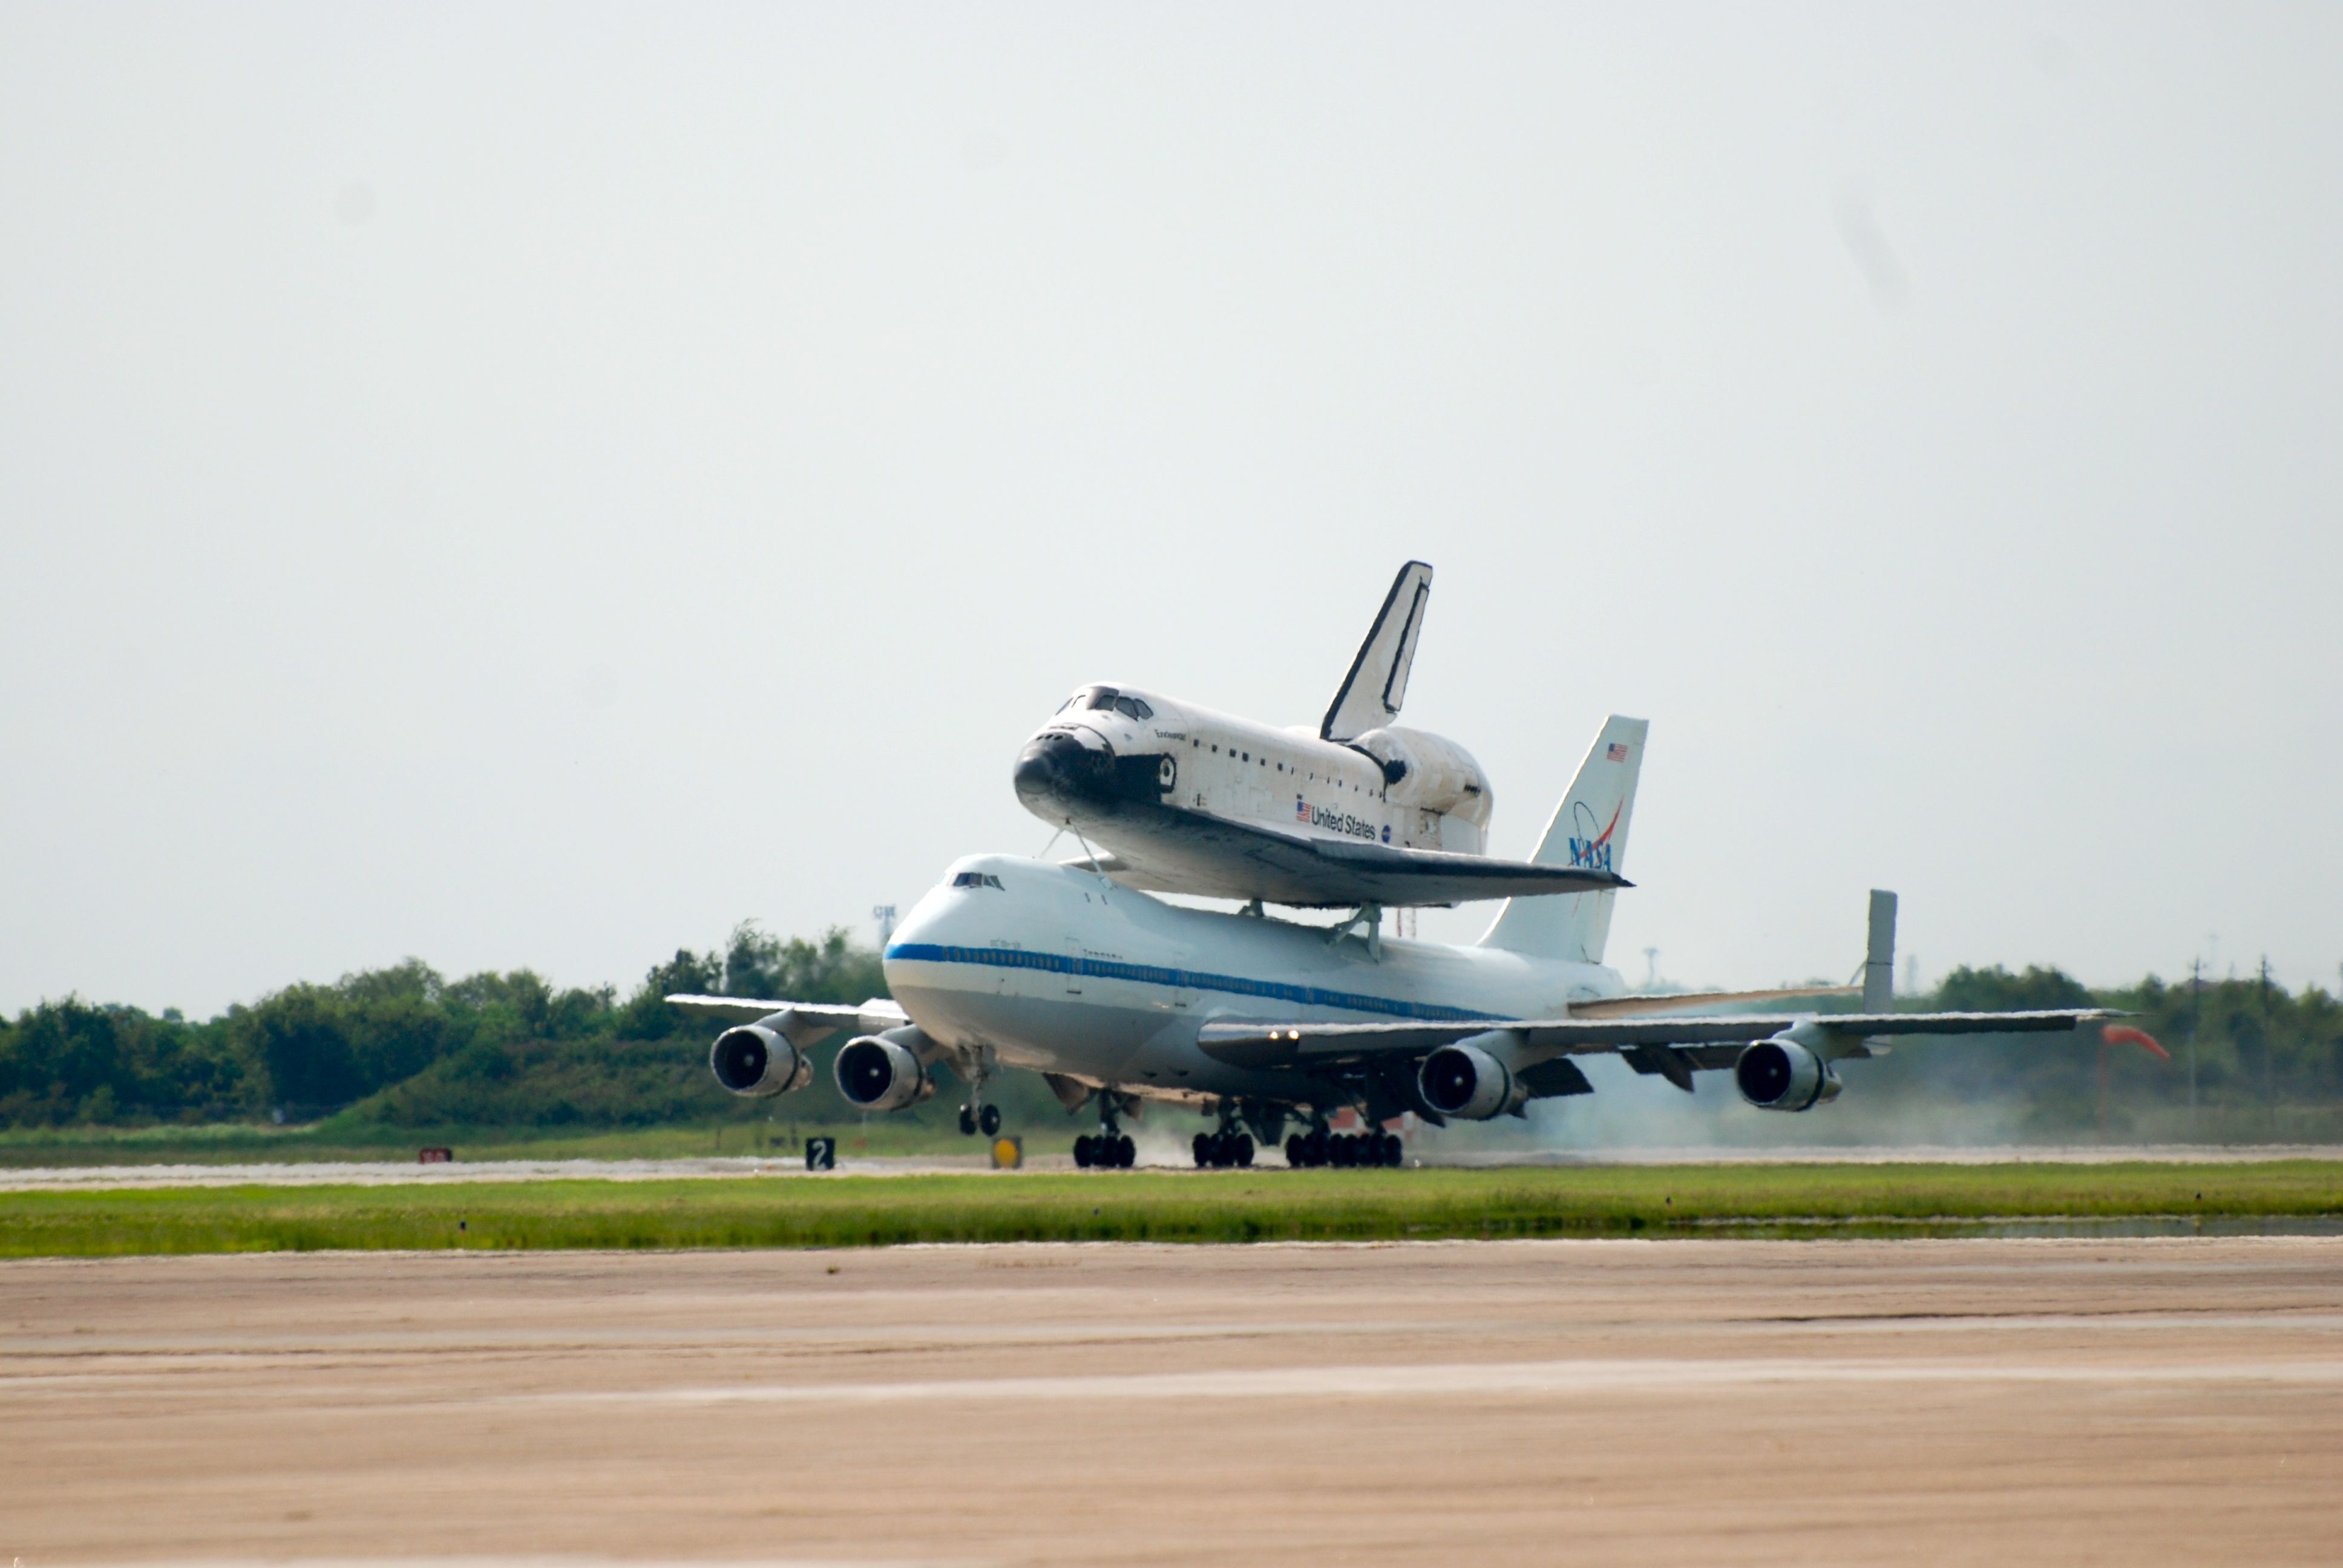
left=1074, top=1135, right=1095, bottom=1168
left=979, top=1104, right=1002, bottom=1137
left=1116, top=1134, right=1136, bottom=1168
left=958, top=1106, right=977, bottom=1137
left=1193, top=1132, right=1213, bottom=1168
left=1283, top=1134, right=1305, bottom=1167
left=1233, top=1134, right=1254, bottom=1168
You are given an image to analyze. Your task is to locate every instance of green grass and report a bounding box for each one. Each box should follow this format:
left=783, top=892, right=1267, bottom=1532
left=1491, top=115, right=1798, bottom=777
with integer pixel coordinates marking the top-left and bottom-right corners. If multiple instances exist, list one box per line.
left=0, top=1117, right=952, bottom=1168
left=4, top=1161, right=2340, bottom=1257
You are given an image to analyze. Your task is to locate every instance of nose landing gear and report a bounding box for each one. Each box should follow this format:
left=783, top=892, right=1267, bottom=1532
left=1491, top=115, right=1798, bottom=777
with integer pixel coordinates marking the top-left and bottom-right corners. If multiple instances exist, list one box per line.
left=954, top=1050, right=1004, bottom=1139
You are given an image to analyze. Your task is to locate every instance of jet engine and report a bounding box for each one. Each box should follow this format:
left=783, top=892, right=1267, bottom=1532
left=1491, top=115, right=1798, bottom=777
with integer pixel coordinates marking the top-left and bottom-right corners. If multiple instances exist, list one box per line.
left=1734, top=1034, right=1843, bottom=1112
left=709, top=1021, right=813, bottom=1099
left=834, top=1030, right=936, bottom=1113
left=1418, top=1035, right=1528, bottom=1121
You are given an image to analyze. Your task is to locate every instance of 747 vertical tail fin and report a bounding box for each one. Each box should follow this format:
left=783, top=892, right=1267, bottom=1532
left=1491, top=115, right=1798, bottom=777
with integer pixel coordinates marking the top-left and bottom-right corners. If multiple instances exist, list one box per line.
left=1478, top=716, right=1648, bottom=964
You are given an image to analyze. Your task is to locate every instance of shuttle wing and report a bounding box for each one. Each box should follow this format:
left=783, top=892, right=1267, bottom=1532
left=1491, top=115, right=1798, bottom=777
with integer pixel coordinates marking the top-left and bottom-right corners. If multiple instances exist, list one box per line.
left=1087, top=802, right=1629, bottom=907
left=1196, top=1007, right=2119, bottom=1071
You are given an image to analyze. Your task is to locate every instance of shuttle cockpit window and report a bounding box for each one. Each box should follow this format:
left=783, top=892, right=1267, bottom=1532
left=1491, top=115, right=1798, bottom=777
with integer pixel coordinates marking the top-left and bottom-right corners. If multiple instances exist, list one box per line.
left=1082, top=686, right=1121, bottom=711
left=1112, top=696, right=1153, bottom=721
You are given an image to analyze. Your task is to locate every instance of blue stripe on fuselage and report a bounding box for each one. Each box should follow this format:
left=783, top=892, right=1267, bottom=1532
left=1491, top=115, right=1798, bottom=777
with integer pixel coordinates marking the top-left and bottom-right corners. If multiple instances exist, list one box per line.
left=883, top=941, right=1487, bottom=1023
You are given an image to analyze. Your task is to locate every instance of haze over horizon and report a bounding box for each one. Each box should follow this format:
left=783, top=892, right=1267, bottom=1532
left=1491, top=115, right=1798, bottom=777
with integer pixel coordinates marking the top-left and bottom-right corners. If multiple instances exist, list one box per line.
left=4, top=4, right=2339, bottom=1017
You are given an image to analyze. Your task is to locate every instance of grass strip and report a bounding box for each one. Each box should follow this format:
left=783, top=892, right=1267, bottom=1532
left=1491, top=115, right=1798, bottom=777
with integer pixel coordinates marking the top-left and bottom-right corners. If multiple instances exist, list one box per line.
left=2, top=1162, right=2341, bottom=1256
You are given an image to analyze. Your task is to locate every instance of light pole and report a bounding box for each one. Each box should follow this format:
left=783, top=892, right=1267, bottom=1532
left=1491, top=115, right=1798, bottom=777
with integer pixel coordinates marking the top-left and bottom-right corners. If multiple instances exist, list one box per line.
left=873, top=904, right=897, bottom=950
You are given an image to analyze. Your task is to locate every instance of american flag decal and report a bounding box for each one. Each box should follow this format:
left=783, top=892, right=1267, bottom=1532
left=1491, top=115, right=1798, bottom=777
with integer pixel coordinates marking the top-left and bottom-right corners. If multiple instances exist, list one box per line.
left=1607, top=743, right=1630, bottom=762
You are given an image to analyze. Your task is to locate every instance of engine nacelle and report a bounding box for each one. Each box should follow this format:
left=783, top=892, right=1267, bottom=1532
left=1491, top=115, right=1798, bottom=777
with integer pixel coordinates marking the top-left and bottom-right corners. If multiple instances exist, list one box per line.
left=1734, top=1035, right=1843, bottom=1112
left=834, top=1030, right=934, bottom=1112
left=709, top=1021, right=812, bottom=1099
left=1418, top=1036, right=1527, bottom=1121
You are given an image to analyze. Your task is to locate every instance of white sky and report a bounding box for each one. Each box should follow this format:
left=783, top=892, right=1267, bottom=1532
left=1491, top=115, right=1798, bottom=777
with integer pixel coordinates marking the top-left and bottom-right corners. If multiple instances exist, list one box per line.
left=4, top=4, right=2339, bottom=1017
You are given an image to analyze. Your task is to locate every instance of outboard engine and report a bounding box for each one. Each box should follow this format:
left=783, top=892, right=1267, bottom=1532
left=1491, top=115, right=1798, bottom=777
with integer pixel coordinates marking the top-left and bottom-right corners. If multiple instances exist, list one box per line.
left=709, top=1020, right=813, bottom=1099
left=835, top=1028, right=936, bottom=1113
left=1734, top=1034, right=1843, bottom=1112
left=1418, top=1031, right=1529, bottom=1120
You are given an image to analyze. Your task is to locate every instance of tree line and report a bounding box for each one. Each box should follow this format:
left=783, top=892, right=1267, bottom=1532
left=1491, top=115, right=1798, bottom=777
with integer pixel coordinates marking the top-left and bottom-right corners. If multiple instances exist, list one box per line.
left=0, top=924, right=886, bottom=1130
left=2, top=935, right=2340, bottom=1137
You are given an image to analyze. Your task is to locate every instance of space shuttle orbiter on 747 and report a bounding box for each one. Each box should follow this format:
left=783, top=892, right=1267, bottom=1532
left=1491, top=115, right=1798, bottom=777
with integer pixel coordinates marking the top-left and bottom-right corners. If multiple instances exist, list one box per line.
left=1011, top=560, right=1639, bottom=910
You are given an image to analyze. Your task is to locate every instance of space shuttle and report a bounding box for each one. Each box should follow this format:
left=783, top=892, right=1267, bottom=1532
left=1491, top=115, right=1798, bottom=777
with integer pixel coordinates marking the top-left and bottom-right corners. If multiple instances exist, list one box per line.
left=1012, top=561, right=1637, bottom=910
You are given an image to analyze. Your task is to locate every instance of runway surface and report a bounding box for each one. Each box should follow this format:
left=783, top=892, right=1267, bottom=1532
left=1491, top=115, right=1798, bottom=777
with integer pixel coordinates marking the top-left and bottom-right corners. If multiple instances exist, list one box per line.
left=5, top=1142, right=2338, bottom=1189
left=5, top=1238, right=2340, bottom=1566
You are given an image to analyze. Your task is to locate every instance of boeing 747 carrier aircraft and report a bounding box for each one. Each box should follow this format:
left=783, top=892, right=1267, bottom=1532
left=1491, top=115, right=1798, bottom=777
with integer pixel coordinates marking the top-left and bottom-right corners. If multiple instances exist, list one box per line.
left=675, top=727, right=2134, bottom=1166
left=1012, top=560, right=1627, bottom=909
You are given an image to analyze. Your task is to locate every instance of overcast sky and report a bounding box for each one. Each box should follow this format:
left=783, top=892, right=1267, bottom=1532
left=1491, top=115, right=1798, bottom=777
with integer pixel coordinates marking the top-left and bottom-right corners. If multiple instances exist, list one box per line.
left=4, top=3, right=2339, bottom=1017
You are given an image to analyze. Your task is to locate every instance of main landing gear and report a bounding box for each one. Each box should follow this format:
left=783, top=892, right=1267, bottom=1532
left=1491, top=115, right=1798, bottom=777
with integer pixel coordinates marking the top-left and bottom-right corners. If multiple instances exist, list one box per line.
left=957, top=1102, right=1002, bottom=1137
left=1192, top=1128, right=1254, bottom=1168
left=1284, top=1127, right=1404, bottom=1169
left=1075, top=1129, right=1135, bottom=1168
left=1075, top=1098, right=1134, bottom=1168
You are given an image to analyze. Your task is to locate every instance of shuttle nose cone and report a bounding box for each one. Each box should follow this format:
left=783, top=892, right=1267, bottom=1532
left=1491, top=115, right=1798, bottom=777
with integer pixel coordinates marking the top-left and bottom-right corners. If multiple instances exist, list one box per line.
left=1014, top=729, right=1113, bottom=816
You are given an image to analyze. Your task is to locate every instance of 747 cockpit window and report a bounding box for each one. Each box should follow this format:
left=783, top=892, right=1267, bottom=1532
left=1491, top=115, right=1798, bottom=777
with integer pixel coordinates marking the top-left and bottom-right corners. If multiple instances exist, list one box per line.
left=951, top=871, right=1006, bottom=891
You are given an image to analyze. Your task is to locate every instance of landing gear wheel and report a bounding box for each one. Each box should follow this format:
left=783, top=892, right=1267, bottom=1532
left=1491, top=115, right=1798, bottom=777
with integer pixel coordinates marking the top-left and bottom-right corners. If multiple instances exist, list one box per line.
left=1193, top=1132, right=1213, bottom=1168
left=958, top=1105, right=977, bottom=1137
left=979, top=1103, right=1002, bottom=1137
left=1233, top=1133, right=1254, bottom=1168
left=1074, top=1134, right=1095, bottom=1168
left=1284, top=1134, right=1306, bottom=1167
left=1117, top=1134, right=1136, bottom=1168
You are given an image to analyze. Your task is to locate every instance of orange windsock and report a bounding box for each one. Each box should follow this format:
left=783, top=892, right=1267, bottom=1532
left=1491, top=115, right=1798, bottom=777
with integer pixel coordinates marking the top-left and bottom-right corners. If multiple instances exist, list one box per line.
left=2101, top=1024, right=2170, bottom=1060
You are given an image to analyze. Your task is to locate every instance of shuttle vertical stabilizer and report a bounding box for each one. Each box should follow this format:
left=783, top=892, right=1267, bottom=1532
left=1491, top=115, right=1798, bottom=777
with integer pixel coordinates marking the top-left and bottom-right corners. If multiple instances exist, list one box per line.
left=1320, top=561, right=1433, bottom=742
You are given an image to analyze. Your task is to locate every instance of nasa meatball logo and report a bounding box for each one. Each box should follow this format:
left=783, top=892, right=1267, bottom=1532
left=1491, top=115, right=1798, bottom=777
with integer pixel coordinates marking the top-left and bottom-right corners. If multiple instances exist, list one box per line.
left=1567, top=800, right=1622, bottom=872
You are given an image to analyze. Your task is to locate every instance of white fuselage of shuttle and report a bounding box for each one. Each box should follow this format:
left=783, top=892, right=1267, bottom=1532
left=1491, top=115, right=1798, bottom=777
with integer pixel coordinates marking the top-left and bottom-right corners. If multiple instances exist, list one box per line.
left=1013, top=682, right=1501, bottom=898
